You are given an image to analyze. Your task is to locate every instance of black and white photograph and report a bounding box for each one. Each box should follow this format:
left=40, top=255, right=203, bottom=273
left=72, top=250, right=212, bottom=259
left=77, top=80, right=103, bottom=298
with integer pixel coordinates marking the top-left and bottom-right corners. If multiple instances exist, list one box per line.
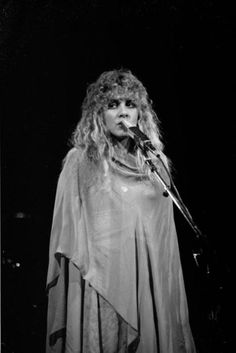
left=1, top=1, right=235, bottom=352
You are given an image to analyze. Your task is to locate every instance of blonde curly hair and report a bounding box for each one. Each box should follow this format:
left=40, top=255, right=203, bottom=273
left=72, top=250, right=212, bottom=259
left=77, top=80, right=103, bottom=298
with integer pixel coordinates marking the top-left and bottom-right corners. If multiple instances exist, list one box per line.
left=71, top=69, right=167, bottom=174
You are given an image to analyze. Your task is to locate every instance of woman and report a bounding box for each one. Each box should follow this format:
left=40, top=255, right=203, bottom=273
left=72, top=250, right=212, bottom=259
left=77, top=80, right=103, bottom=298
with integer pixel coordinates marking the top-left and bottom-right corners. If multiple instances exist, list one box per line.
left=46, top=69, right=196, bottom=353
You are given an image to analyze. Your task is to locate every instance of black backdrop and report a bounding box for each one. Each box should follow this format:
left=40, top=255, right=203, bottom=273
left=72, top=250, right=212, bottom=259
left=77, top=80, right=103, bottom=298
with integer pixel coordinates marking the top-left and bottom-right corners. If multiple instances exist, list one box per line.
left=2, top=1, right=235, bottom=352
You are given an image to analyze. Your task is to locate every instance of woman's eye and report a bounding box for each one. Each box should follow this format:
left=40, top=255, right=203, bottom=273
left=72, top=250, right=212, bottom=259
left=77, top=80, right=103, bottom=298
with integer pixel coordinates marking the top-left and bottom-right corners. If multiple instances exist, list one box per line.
left=126, top=100, right=136, bottom=108
left=107, top=100, right=119, bottom=109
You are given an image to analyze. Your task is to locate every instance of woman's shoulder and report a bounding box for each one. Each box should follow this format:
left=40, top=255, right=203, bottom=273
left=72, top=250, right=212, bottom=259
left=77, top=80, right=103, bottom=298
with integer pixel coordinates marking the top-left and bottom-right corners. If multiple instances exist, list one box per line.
left=62, top=147, right=83, bottom=165
left=59, top=147, right=85, bottom=177
left=150, top=150, right=169, bottom=168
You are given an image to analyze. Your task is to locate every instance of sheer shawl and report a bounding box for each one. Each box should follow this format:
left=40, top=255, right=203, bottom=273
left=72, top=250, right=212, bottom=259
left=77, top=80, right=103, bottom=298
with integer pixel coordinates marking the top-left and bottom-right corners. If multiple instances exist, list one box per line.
left=46, top=148, right=196, bottom=353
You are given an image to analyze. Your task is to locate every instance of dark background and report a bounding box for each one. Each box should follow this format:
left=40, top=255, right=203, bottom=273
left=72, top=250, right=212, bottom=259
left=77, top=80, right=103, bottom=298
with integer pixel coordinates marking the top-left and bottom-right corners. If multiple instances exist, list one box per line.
left=1, top=1, right=235, bottom=352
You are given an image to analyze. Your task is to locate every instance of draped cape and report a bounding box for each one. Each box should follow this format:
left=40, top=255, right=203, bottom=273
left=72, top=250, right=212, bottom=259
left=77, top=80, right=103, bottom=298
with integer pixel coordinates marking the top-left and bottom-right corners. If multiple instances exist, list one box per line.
left=46, top=147, right=196, bottom=353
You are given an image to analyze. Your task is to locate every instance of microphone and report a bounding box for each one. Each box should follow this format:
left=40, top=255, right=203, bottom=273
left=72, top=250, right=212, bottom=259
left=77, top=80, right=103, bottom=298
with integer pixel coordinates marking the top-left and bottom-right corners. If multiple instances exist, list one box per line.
left=120, top=121, right=156, bottom=151
left=120, top=121, right=170, bottom=197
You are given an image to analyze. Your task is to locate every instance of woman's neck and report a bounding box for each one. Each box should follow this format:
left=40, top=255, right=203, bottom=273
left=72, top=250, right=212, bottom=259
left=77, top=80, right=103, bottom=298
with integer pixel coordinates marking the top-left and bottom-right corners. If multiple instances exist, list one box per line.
left=111, top=135, right=136, bottom=154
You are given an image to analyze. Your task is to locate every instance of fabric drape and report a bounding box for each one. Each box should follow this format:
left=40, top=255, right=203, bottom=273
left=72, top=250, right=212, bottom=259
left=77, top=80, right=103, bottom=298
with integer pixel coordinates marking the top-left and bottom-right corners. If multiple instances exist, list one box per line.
left=46, top=147, right=196, bottom=353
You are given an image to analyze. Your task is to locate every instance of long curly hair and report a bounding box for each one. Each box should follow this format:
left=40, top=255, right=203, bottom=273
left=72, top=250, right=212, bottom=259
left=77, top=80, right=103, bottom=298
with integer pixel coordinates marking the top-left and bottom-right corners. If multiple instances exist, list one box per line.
left=71, top=69, right=167, bottom=175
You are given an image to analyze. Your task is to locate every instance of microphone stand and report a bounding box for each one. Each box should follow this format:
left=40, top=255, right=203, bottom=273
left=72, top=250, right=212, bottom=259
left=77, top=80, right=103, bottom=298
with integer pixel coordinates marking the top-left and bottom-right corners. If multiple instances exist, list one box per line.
left=138, top=141, right=204, bottom=240
left=121, top=121, right=208, bottom=266
left=135, top=139, right=210, bottom=269
left=136, top=138, right=228, bottom=345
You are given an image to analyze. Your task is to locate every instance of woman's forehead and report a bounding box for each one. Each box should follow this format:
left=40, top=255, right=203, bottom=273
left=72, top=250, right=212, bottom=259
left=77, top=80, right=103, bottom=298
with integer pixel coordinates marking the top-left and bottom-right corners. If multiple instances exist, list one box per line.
left=106, top=90, right=140, bottom=101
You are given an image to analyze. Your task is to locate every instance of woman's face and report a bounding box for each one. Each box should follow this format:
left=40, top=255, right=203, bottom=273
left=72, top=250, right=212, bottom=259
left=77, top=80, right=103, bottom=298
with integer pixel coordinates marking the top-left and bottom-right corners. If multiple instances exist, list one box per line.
left=103, top=97, right=139, bottom=139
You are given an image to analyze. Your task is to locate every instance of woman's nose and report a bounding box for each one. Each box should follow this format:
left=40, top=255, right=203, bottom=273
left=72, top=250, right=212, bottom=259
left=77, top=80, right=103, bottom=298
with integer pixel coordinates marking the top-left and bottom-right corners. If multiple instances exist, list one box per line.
left=118, top=102, right=128, bottom=118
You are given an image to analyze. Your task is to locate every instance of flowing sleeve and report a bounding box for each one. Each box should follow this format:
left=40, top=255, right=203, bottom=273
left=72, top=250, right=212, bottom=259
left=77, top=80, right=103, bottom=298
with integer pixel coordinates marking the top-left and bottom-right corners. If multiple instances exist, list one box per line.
left=46, top=147, right=86, bottom=350
left=46, top=148, right=82, bottom=287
